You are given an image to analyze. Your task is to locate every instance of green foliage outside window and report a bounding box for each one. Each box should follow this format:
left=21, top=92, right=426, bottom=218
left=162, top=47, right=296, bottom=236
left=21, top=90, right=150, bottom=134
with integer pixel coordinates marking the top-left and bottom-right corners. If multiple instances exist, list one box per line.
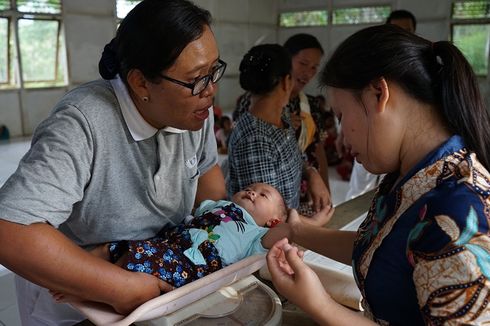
left=19, top=19, right=56, bottom=81
left=19, top=18, right=65, bottom=86
left=452, top=24, right=490, bottom=76
left=452, top=1, right=490, bottom=19
left=333, top=6, right=390, bottom=25
left=279, top=6, right=390, bottom=27
left=0, top=18, right=8, bottom=83
left=452, top=1, right=490, bottom=76
left=0, top=0, right=10, bottom=11
left=279, top=10, right=327, bottom=27
left=17, top=0, right=61, bottom=14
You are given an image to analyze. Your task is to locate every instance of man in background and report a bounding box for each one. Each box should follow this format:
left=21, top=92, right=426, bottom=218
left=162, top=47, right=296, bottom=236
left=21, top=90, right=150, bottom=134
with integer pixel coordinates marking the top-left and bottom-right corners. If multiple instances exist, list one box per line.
left=386, top=9, right=416, bottom=33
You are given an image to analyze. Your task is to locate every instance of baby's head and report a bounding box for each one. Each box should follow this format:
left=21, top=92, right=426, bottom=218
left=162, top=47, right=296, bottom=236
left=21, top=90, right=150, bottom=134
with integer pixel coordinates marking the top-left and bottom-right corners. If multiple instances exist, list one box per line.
left=231, top=183, right=287, bottom=227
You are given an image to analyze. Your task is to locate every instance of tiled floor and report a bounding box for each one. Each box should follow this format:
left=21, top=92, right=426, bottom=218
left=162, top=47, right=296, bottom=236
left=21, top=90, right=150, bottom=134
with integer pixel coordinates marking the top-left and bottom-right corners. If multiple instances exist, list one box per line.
left=0, top=137, right=350, bottom=325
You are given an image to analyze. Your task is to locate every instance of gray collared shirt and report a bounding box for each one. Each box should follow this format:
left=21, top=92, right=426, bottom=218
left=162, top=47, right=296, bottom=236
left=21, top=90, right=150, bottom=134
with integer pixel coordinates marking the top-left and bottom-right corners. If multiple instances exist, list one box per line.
left=0, top=79, right=218, bottom=247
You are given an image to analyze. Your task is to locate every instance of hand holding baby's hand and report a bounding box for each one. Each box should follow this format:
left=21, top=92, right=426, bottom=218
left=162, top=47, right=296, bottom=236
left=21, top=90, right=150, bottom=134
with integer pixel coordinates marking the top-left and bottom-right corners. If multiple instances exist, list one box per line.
left=266, top=238, right=331, bottom=318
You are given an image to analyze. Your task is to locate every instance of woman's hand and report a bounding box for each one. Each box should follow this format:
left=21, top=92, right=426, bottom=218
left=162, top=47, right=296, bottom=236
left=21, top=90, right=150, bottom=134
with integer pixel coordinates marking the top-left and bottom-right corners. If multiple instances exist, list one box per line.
left=290, top=111, right=303, bottom=131
left=111, top=271, right=174, bottom=315
left=50, top=266, right=174, bottom=316
left=268, top=238, right=377, bottom=326
left=266, top=238, right=331, bottom=317
left=306, top=167, right=331, bottom=213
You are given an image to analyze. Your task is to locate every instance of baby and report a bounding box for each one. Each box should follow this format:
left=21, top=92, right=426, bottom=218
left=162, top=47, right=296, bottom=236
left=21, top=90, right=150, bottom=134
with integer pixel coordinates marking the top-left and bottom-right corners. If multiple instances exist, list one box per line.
left=93, top=183, right=289, bottom=288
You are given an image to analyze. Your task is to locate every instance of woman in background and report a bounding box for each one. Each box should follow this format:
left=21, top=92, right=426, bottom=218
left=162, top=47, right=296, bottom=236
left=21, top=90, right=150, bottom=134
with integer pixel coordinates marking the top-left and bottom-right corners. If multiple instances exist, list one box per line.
left=227, top=44, right=332, bottom=225
left=234, top=34, right=331, bottom=215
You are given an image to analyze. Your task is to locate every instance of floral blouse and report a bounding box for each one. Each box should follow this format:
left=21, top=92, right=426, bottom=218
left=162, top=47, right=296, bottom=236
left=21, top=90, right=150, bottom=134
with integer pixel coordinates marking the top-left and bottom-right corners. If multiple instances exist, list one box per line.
left=352, top=135, right=490, bottom=325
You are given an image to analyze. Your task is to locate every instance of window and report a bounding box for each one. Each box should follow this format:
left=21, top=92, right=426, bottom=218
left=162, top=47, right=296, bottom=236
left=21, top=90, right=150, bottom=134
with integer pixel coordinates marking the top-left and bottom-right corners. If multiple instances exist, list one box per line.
left=452, top=0, right=490, bottom=19
left=17, top=0, right=61, bottom=14
left=333, top=6, right=390, bottom=25
left=279, top=10, right=328, bottom=27
left=451, top=1, right=490, bottom=76
left=278, top=5, right=390, bottom=28
left=0, top=17, right=10, bottom=84
left=0, top=0, right=67, bottom=89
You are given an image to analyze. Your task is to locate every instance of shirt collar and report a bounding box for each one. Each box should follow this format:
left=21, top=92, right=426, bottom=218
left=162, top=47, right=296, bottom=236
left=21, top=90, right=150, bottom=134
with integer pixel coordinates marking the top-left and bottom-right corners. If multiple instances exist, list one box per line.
left=388, top=134, right=463, bottom=192
left=110, top=75, right=186, bottom=141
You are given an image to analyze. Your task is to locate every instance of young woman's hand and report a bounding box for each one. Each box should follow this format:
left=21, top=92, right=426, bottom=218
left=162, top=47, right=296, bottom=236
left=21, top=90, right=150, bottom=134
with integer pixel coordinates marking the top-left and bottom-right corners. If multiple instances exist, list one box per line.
left=290, top=111, right=303, bottom=131
left=266, top=238, right=331, bottom=317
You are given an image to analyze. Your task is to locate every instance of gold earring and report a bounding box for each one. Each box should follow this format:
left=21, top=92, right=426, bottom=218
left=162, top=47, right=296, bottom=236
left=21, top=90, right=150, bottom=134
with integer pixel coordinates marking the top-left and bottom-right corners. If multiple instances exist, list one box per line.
left=142, top=96, right=149, bottom=102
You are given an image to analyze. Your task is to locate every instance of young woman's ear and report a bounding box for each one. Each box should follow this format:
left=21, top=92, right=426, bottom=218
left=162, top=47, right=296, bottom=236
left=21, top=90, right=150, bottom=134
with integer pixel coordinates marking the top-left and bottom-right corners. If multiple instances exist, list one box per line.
left=126, top=69, right=151, bottom=102
left=369, top=77, right=389, bottom=113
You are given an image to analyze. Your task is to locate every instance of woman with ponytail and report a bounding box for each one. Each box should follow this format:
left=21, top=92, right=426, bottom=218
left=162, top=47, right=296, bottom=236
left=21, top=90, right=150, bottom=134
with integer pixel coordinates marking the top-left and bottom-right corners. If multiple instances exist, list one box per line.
left=0, top=0, right=228, bottom=324
left=267, top=24, right=490, bottom=325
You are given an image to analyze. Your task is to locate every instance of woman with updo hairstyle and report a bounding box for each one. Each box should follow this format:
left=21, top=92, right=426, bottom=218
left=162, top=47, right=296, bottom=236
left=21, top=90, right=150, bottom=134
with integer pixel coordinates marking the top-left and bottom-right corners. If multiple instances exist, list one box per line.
left=227, top=44, right=333, bottom=225
left=267, top=24, right=490, bottom=325
left=0, top=0, right=229, bottom=324
left=233, top=34, right=331, bottom=218
left=238, top=44, right=291, bottom=95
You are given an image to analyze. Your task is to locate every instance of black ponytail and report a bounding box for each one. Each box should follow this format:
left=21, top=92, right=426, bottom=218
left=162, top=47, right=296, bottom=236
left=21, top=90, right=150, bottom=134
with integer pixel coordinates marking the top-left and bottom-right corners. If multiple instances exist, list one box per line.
left=433, top=41, right=490, bottom=169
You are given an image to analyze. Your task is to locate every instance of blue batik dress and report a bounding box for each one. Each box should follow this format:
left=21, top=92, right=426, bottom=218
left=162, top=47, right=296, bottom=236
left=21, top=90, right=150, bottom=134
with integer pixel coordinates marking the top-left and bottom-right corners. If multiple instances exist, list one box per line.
left=352, top=135, right=490, bottom=325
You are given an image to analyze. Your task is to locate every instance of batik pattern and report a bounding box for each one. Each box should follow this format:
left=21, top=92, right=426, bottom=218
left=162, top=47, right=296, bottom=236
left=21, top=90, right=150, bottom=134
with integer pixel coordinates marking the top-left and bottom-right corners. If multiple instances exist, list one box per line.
left=352, top=136, right=490, bottom=325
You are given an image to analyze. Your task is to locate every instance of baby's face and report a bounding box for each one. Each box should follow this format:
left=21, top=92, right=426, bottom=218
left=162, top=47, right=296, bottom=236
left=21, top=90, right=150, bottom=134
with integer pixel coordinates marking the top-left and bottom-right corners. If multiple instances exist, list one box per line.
left=232, top=183, right=284, bottom=226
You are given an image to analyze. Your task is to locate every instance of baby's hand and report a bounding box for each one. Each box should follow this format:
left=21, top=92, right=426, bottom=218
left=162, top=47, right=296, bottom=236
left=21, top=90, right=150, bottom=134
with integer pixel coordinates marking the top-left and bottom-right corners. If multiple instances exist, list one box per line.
left=308, top=204, right=334, bottom=226
left=286, top=209, right=301, bottom=225
left=289, top=206, right=334, bottom=227
left=158, top=279, right=175, bottom=293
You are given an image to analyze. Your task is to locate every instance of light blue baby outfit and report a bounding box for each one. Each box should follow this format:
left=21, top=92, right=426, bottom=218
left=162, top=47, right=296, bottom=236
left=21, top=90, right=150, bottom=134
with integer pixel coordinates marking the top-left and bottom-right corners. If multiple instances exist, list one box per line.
left=184, top=199, right=269, bottom=266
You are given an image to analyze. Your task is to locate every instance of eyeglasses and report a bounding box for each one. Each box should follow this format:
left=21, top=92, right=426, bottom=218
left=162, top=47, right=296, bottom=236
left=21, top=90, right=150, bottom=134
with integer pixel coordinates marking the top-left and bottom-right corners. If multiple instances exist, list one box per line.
left=159, top=59, right=227, bottom=96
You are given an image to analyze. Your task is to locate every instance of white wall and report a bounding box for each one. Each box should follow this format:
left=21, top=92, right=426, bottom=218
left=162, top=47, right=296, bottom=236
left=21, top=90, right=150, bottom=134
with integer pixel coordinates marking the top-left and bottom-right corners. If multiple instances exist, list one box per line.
left=0, top=0, right=489, bottom=136
left=63, top=0, right=117, bottom=86
left=197, top=0, right=278, bottom=113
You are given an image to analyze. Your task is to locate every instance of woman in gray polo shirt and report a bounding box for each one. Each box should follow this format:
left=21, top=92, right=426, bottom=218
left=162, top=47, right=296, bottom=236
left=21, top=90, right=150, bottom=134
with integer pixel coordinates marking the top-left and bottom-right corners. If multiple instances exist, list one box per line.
left=0, top=0, right=227, bottom=324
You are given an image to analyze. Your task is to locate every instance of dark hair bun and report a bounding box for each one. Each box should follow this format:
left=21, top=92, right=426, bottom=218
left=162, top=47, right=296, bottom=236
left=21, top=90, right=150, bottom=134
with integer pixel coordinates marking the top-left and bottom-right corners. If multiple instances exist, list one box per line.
left=99, top=38, right=120, bottom=80
left=239, top=44, right=291, bottom=95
